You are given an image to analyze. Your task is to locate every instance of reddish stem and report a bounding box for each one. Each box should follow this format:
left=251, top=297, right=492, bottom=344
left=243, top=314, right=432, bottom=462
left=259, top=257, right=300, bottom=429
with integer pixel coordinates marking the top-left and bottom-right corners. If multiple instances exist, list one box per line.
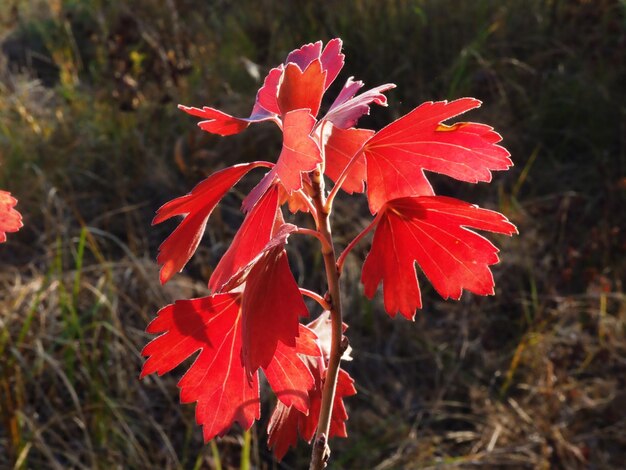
left=299, top=288, right=331, bottom=311
left=295, top=227, right=329, bottom=250
left=336, top=212, right=382, bottom=274
left=308, top=164, right=344, bottom=470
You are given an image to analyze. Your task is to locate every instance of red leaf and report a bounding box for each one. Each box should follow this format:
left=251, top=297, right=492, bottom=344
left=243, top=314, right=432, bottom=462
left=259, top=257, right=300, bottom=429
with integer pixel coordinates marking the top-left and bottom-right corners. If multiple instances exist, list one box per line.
left=266, top=401, right=300, bottom=460
left=325, top=78, right=396, bottom=129
left=278, top=179, right=312, bottom=213
left=285, top=41, right=322, bottom=70
left=264, top=331, right=315, bottom=413
left=363, top=98, right=513, bottom=213
left=278, top=60, right=327, bottom=116
left=267, top=363, right=356, bottom=461
left=267, top=314, right=356, bottom=460
left=179, top=66, right=283, bottom=136
left=362, top=196, right=517, bottom=319
left=178, top=104, right=274, bottom=136
left=141, top=294, right=317, bottom=441
left=218, top=222, right=298, bottom=293
left=276, top=110, right=322, bottom=190
left=242, top=109, right=321, bottom=212
left=209, top=186, right=279, bottom=293
left=241, top=246, right=309, bottom=375
left=0, top=191, right=23, bottom=243
left=154, top=162, right=269, bottom=284
left=255, top=66, right=283, bottom=115
left=324, top=126, right=374, bottom=194
left=140, top=294, right=260, bottom=442
left=319, top=38, right=344, bottom=89
left=178, top=39, right=344, bottom=136
left=285, top=38, right=344, bottom=90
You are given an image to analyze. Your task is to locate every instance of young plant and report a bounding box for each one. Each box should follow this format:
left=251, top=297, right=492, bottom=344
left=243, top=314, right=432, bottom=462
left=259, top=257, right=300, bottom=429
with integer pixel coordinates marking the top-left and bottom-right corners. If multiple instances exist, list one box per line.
left=0, top=191, right=22, bottom=243
left=141, top=39, right=517, bottom=468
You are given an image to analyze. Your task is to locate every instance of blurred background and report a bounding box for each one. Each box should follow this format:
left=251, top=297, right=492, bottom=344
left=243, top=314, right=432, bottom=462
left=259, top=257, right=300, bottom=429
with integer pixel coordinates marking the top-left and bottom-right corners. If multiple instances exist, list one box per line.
left=1, top=0, right=625, bottom=468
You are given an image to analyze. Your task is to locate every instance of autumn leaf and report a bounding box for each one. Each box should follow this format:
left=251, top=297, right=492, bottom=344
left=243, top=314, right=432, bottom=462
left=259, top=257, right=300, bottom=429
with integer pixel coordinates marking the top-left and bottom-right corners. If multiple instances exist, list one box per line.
left=361, top=196, right=517, bottom=319
left=141, top=294, right=318, bottom=440
left=267, top=313, right=356, bottom=460
left=178, top=64, right=284, bottom=135
left=363, top=98, right=513, bottom=213
left=324, top=126, right=374, bottom=194
left=254, top=66, right=284, bottom=115
left=278, top=60, right=327, bottom=116
left=242, top=109, right=321, bottom=212
left=148, top=37, right=518, bottom=462
left=324, top=77, right=395, bottom=129
left=0, top=191, right=23, bottom=243
left=177, top=103, right=276, bottom=136
left=241, top=244, right=309, bottom=375
left=208, top=214, right=310, bottom=382
left=153, top=162, right=270, bottom=284
left=285, top=38, right=344, bottom=91
left=209, top=186, right=279, bottom=293
left=264, top=326, right=317, bottom=413
left=179, top=39, right=344, bottom=136
left=141, top=294, right=260, bottom=441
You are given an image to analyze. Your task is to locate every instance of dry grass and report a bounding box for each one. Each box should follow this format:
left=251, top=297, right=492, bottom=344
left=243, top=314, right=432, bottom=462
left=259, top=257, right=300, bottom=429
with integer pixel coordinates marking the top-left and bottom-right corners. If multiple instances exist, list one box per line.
left=1, top=0, right=625, bottom=468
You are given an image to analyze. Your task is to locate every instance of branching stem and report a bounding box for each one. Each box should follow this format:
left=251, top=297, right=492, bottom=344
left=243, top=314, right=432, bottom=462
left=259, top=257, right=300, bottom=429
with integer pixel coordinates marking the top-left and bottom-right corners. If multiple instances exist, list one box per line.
left=295, top=189, right=319, bottom=222
left=299, top=288, right=331, bottom=311
left=336, top=212, right=382, bottom=274
left=295, top=228, right=330, bottom=250
left=308, top=164, right=344, bottom=470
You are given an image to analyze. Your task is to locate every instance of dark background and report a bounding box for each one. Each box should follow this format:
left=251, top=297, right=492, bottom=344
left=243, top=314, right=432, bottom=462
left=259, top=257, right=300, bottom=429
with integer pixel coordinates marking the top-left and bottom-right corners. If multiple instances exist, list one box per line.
left=1, top=1, right=624, bottom=468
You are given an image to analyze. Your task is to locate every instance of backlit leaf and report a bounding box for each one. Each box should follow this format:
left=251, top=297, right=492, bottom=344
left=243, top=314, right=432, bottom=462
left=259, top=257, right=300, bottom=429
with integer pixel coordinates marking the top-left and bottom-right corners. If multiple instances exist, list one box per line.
left=364, top=98, right=513, bottom=213
left=362, top=196, right=517, bottom=319
left=141, top=294, right=317, bottom=441
left=153, top=162, right=269, bottom=284
left=324, top=126, right=374, bottom=194
left=0, top=191, right=22, bottom=243
left=267, top=314, right=356, bottom=460
left=325, top=79, right=395, bottom=129
left=268, top=364, right=355, bottom=461
left=141, top=294, right=260, bottom=442
left=209, top=186, right=279, bottom=293
left=264, top=329, right=316, bottom=413
left=242, top=109, right=321, bottom=212
left=241, top=245, right=309, bottom=375
left=278, top=60, right=327, bottom=117
left=286, top=38, right=344, bottom=90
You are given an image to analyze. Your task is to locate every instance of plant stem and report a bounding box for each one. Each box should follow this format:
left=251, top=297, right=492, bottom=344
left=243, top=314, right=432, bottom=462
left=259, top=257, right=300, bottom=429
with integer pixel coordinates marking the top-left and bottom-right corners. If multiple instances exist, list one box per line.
left=336, top=212, right=382, bottom=275
left=299, top=288, right=332, bottom=311
left=309, top=166, right=345, bottom=470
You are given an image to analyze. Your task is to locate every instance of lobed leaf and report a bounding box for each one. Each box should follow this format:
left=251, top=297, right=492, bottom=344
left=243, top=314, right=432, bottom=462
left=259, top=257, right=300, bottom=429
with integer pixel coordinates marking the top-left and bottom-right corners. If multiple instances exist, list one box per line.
left=209, top=186, right=279, bottom=293
left=242, top=109, right=321, bottom=212
left=267, top=313, right=356, bottom=460
left=325, top=79, right=396, bottom=129
left=241, top=246, right=309, bottom=375
left=362, top=196, right=517, bottom=319
left=177, top=104, right=275, bottom=136
left=363, top=98, right=513, bottom=213
left=286, top=38, right=344, bottom=90
left=141, top=294, right=318, bottom=441
left=153, top=162, right=269, bottom=284
left=0, top=191, right=23, bottom=243
left=141, top=294, right=260, bottom=441
left=277, top=60, right=327, bottom=117
left=268, top=365, right=355, bottom=461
